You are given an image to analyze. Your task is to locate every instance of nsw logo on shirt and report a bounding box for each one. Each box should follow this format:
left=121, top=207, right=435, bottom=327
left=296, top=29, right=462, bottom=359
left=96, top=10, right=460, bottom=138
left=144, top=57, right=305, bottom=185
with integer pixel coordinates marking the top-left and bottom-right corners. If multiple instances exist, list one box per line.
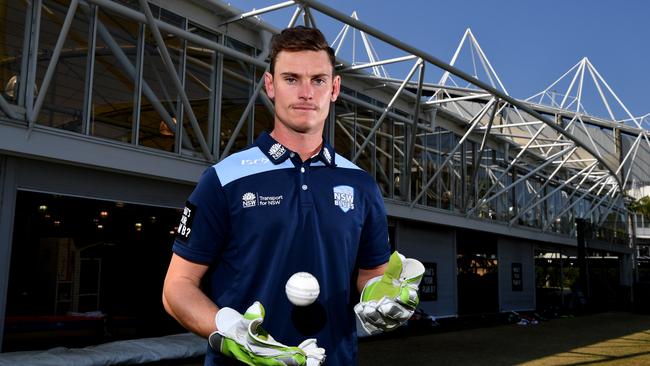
left=242, top=192, right=283, bottom=208
left=268, top=143, right=286, bottom=160
left=333, top=185, right=354, bottom=213
left=242, top=192, right=257, bottom=208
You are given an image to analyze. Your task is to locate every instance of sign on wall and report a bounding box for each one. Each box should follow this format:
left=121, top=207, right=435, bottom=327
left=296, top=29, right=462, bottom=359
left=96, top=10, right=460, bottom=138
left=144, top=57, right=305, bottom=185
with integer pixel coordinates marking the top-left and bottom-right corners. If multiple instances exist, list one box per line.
left=511, top=262, right=523, bottom=291
left=420, top=262, right=438, bottom=301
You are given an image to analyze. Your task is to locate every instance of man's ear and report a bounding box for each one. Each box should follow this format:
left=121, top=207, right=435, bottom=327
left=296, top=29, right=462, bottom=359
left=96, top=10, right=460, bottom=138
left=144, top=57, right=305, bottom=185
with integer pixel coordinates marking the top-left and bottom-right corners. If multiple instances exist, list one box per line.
left=264, top=71, right=275, bottom=100
left=331, top=75, right=341, bottom=102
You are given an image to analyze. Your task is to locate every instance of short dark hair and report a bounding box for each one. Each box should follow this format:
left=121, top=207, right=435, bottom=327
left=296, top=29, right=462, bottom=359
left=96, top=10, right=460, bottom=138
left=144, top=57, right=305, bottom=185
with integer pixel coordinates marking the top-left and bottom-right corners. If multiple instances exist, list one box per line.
left=268, top=26, right=336, bottom=75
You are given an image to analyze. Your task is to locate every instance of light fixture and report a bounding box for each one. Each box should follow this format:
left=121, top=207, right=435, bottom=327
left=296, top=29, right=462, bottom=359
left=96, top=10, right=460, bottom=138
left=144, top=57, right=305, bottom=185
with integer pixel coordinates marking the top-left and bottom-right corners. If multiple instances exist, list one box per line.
left=100, top=211, right=109, bottom=218
left=97, top=224, right=104, bottom=230
left=4, top=75, right=17, bottom=99
left=159, top=117, right=176, bottom=137
left=39, top=205, right=47, bottom=213
left=135, top=222, right=142, bottom=231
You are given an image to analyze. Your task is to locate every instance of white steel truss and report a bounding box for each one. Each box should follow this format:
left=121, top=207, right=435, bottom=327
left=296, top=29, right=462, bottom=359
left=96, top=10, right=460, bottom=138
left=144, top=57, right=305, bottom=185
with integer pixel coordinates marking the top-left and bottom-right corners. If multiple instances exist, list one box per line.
left=1, top=0, right=646, bottom=243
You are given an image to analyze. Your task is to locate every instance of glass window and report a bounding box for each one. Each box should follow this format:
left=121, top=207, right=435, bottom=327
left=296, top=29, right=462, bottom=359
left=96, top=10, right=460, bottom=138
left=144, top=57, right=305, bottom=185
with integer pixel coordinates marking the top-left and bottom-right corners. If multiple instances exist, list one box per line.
left=3, top=191, right=184, bottom=352
left=181, top=25, right=218, bottom=153
left=0, top=1, right=27, bottom=108
left=218, top=37, right=256, bottom=156
left=374, top=117, right=394, bottom=197
left=351, top=105, right=375, bottom=174
left=139, top=18, right=184, bottom=151
left=333, top=98, right=356, bottom=160
left=35, top=0, right=91, bottom=132
left=91, top=7, right=138, bottom=143
left=423, top=127, right=442, bottom=208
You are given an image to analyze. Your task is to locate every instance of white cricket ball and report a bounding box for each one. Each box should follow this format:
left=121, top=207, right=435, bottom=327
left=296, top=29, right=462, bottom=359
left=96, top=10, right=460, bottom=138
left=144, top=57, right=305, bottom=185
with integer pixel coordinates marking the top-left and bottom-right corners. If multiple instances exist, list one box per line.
left=285, top=272, right=320, bottom=306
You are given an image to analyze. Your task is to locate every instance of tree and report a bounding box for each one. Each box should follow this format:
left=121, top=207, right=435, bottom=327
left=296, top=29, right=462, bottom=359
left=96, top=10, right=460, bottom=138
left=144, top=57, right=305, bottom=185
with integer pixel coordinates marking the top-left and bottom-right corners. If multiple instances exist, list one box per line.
left=630, top=196, right=650, bottom=221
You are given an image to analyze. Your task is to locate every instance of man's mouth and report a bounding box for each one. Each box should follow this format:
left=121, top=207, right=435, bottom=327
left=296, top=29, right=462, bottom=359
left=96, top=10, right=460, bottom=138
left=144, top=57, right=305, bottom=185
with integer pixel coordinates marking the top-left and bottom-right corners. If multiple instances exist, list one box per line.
left=291, top=104, right=317, bottom=111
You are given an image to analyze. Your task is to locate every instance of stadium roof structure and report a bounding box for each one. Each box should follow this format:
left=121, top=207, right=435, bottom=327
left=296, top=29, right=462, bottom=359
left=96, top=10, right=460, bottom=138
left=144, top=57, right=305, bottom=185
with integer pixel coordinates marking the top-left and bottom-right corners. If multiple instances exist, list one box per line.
left=1, top=0, right=647, bottom=240
left=217, top=0, right=649, bottom=235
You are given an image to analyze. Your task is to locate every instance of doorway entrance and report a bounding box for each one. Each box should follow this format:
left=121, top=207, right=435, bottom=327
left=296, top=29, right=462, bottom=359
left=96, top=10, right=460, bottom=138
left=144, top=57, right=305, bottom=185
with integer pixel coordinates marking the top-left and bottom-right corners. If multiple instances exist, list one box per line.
left=457, top=229, right=498, bottom=314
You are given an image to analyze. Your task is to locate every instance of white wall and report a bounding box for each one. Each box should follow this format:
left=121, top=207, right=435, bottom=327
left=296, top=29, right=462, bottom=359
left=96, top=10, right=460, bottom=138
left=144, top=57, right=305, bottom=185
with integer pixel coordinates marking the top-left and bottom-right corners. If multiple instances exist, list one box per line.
left=497, top=237, right=535, bottom=311
left=396, top=221, right=457, bottom=317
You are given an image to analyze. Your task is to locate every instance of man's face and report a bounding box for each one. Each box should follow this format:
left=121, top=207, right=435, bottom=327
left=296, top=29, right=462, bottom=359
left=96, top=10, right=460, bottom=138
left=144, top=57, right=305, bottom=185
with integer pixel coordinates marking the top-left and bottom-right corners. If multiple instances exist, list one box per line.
left=264, top=50, right=341, bottom=135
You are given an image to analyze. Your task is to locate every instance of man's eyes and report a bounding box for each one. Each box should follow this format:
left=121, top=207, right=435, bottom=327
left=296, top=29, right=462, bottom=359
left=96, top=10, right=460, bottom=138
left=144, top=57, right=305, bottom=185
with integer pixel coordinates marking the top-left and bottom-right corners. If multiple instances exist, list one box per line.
left=282, top=77, right=327, bottom=85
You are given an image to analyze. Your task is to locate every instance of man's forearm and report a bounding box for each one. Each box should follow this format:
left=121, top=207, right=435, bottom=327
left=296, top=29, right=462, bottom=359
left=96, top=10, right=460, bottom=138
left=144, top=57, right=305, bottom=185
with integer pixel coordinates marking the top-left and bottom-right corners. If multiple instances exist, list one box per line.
left=163, top=277, right=219, bottom=337
left=357, top=263, right=388, bottom=293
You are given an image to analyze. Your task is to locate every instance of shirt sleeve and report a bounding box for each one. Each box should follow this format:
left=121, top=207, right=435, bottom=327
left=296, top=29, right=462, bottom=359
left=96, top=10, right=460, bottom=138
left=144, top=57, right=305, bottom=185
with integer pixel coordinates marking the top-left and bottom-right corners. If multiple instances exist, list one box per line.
left=357, top=180, right=391, bottom=269
left=172, top=167, right=230, bottom=264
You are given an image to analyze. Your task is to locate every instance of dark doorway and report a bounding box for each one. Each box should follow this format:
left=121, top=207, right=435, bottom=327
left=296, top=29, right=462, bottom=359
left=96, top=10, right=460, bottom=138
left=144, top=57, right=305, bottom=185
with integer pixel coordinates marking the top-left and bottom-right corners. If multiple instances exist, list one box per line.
left=4, top=190, right=185, bottom=351
left=457, top=229, right=498, bottom=314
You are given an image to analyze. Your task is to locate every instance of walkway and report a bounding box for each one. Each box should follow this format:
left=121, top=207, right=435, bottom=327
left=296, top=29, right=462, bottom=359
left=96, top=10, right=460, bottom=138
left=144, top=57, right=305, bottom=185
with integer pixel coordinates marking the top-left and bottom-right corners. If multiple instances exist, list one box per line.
left=359, top=312, right=650, bottom=365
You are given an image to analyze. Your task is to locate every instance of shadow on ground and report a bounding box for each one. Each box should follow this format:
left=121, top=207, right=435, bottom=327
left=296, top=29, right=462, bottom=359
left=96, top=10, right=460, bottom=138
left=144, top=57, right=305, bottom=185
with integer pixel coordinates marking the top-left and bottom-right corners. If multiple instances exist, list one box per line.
left=359, top=312, right=650, bottom=366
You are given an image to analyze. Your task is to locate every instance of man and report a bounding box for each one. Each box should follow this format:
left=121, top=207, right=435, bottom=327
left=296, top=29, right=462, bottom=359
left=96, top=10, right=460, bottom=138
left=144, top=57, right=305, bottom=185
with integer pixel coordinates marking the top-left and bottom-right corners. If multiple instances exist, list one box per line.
left=163, top=26, right=423, bottom=365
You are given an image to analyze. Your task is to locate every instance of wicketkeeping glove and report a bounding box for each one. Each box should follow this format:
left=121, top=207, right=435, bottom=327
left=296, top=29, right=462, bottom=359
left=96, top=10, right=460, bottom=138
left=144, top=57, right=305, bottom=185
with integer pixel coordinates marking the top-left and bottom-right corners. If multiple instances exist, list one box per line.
left=354, top=251, right=425, bottom=335
left=209, top=301, right=325, bottom=366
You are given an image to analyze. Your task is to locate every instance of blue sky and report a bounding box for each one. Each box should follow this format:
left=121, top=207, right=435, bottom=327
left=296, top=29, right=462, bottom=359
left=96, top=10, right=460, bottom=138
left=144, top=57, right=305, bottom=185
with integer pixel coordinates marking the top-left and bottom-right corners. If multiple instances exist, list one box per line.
left=237, top=0, right=649, bottom=120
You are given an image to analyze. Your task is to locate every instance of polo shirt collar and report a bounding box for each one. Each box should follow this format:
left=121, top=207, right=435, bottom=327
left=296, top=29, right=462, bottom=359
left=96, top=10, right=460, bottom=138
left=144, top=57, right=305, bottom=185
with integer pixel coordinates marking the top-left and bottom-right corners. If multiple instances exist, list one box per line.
left=316, top=141, right=336, bottom=167
left=256, top=131, right=291, bottom=164
left=255, top=131, right=336, bottom=167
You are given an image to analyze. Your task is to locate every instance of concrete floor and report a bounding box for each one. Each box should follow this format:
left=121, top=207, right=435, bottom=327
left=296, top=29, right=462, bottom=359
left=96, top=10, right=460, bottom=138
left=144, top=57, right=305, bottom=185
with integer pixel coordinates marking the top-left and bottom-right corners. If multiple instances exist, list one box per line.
left=148, top=311, right=650, bottom=365
left=358, top=312, right=650, bottom=366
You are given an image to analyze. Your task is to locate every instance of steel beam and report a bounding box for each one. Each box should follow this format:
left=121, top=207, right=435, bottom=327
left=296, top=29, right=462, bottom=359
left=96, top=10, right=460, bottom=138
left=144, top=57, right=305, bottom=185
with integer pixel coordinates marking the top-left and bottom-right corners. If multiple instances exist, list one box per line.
left=467, top=123, right=554, bottom=215
left=131, top=23, right=145, bottom=144
left=0, top=96, right=20, bottom=120
left=220, top=73, right=266, bottom=159
left=352, top=58, right=422, bottom=162
left=303, top=6, right=317, bottom=28
left=511, top=146, right=579, bottom=218
left=90, top=13, right=192, bottom=148
left=82, top=4, right=98, bottom=135
left=298, top=0, right=622, bottom=190
left=543, top=163, right=600, bottom=231
left=220, top=1, right=295, bottom=26
left=404, top=61, right=425, bottom=200
left=339, top=55, right=417, bottom=73
left=139, top=0, right=213, bottom=160
left=511, top=161, right=597, bottom=226
left=470, top=147, right=575, bottom=216
left=411, top=98, right=496, bottom=207
left=86, top=0, right=266, bottom=68
left=426, top=93, right=492, bottom=105
left=24, top=0, right=42, bottom=117
left=28, top=0, right=79, bottom=127
left=466, top=99, right=499, bottom=209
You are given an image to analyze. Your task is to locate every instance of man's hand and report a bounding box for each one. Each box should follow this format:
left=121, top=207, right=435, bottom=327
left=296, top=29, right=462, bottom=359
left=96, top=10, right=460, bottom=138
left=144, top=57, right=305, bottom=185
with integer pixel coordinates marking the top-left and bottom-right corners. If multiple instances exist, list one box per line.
left=209, top=301, right=325, bottom=366
left=354, top=251, right=425, bottom=335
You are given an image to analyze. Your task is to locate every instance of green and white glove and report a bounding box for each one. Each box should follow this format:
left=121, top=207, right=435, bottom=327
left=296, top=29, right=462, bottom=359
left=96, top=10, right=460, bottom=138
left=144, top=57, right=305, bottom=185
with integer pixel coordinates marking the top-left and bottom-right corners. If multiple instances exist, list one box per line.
left=209, top=301, right=325, bottom=366
left=354, top=251, right=425, bottom=335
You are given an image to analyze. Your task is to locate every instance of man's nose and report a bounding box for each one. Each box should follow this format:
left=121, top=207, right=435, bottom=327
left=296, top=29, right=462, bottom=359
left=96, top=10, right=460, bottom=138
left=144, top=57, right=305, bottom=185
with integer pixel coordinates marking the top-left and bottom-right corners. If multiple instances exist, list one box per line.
left=298, top=81, right=314, bottom=100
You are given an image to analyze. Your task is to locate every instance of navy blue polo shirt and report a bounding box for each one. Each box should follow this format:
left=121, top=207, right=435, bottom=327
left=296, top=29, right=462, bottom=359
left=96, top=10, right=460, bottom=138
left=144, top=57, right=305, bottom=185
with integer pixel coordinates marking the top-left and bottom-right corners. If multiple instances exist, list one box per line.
left=173, top=131, right=390, bottom=365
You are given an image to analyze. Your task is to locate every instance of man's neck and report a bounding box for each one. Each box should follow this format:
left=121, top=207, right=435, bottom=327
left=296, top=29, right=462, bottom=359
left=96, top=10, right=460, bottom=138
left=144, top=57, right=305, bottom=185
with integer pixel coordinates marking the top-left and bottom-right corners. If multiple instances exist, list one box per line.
left=270, top=128, right=323, bottom=162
